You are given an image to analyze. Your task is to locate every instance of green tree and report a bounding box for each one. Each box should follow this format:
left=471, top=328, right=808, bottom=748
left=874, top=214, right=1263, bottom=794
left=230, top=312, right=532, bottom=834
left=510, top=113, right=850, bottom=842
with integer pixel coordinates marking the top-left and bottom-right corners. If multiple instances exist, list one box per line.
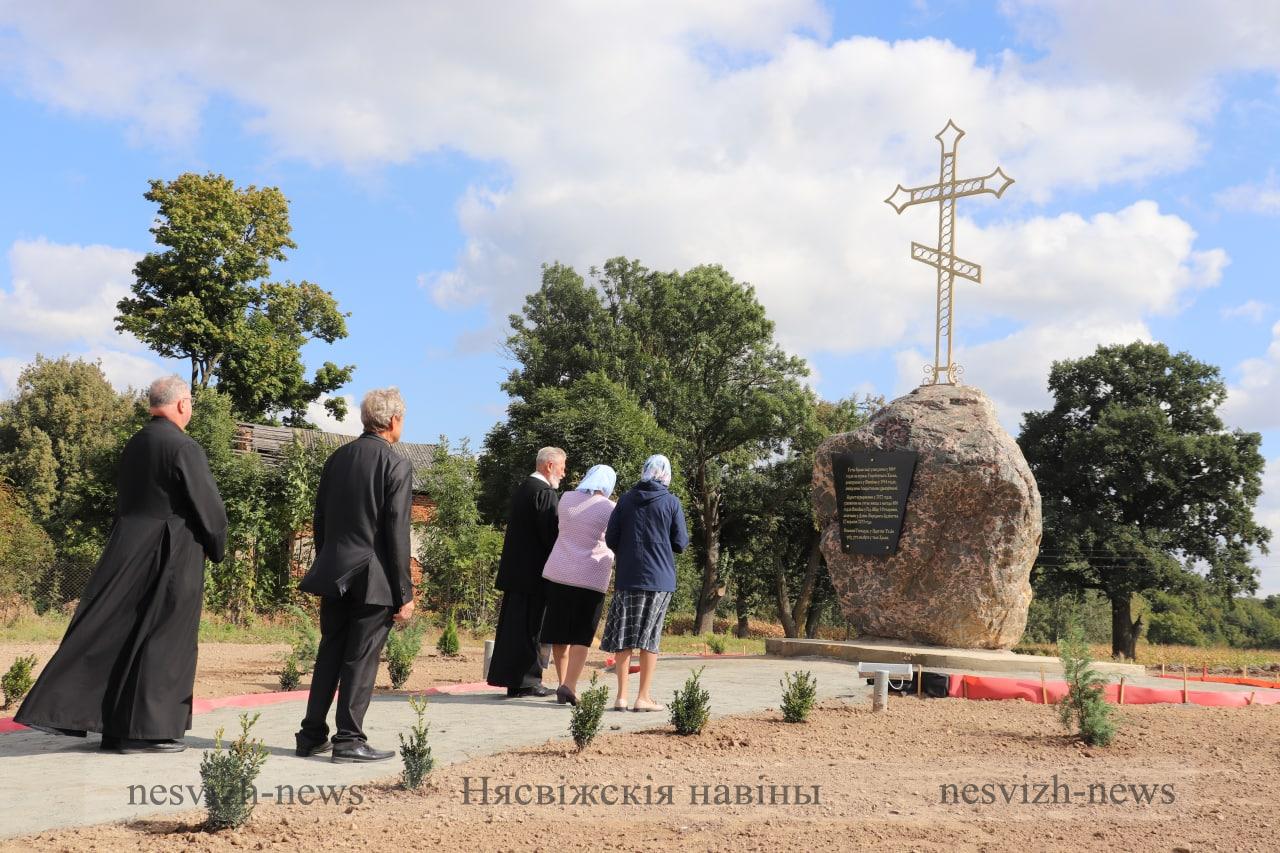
left=420, top=438, right=504, bottom=628
left=498, top=259, right=811, bottom=633
left=479, top=371, right=678, bottom=522
left=0, top=356, right=141, bottom=567
left=0, top=484, right=55, bottom=602
left=720, top=397, right=867, bottom=637
left=116, top=172, right=354, bottom=424
left=1018, top=342, right=1271, bottom=659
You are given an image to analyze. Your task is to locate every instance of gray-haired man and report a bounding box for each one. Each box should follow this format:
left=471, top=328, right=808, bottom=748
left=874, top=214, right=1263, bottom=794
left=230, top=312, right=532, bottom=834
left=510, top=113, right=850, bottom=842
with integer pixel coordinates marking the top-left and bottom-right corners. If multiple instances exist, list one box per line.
left=297, top=387, right=415, bottom=762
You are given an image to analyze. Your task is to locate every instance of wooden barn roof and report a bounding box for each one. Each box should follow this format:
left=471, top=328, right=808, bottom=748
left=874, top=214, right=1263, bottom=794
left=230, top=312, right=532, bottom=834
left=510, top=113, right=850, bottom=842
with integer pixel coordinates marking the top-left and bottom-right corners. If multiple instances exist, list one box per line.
left=234, top=423, right=436, bottom=490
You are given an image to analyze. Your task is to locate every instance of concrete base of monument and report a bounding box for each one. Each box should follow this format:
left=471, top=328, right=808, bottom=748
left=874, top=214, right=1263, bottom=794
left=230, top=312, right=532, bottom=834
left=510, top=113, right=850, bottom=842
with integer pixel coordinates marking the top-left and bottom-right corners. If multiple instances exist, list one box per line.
left=765, top=636, right=1146, bottom=677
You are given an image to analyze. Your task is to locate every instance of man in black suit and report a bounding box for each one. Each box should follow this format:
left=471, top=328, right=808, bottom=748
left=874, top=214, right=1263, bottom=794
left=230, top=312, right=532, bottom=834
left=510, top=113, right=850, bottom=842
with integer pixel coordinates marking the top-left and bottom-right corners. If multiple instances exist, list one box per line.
left=16, top=375, right=227, bottom=753
left=295, top=387, right=415, bottom=762
left=486, top=446, right=565, bottom=697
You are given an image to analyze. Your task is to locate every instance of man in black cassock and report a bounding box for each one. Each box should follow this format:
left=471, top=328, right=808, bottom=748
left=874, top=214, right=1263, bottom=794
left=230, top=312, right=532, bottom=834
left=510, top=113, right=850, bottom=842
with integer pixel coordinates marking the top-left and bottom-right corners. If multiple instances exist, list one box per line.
left=486, top=446, right=565, bottom=698
left=295, top=387, right=415, bottom=762
left=16, top=375, right=227, bottom=753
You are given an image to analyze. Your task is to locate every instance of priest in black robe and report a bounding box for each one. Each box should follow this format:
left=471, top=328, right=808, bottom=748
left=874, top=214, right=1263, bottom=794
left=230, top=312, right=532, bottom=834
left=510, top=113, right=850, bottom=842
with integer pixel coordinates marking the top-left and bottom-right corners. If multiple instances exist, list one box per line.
left=15, top=375, right=227, bottom=753
left=486, top=447, right=564, bottom=697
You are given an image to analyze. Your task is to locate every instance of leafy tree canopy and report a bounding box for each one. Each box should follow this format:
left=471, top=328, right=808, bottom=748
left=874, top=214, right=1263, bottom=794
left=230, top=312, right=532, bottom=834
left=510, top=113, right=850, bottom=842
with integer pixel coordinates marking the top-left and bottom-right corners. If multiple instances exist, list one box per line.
left=1018, top=341, right=1270, bottom=658
left=116, top=172, right=354, bottom=425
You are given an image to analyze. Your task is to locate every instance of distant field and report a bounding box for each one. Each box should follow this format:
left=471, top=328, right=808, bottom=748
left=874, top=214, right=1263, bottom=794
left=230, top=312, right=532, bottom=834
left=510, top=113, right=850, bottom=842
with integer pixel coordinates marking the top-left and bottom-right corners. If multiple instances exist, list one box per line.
left=1014, top=640, right=1280, bottom=672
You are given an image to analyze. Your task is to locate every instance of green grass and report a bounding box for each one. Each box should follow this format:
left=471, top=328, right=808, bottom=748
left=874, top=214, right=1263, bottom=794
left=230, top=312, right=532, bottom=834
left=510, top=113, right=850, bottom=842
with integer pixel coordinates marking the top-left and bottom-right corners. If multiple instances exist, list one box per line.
left=657, top=633, right=764, bottom=656
left=0, top=611, right=69, bottom=642
left=0, top=610, right=303, bottom=644
left=1014, top=640, right=1280, bottom=671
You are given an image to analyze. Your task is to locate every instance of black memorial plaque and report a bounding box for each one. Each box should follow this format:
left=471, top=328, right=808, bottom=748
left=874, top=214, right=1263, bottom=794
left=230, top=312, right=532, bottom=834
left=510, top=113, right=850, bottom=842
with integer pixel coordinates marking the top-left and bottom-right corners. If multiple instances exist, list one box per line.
left=833, top=450, right=917, bottom=555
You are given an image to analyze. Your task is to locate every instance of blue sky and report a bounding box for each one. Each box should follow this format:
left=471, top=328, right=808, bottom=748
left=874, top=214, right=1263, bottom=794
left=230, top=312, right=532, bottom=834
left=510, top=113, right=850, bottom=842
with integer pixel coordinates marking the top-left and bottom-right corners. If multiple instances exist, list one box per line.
left=0, top=1, right=1278, bottom=592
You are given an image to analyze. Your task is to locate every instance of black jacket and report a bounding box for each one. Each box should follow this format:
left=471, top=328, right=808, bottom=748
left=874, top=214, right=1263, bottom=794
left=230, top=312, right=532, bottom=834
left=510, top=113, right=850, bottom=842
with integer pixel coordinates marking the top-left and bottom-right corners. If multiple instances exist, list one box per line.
left=299, top=432, right=414, bottom=608
left=494, top=476, right=560, bottom=594
left=605, top=479, right=688, bottom=592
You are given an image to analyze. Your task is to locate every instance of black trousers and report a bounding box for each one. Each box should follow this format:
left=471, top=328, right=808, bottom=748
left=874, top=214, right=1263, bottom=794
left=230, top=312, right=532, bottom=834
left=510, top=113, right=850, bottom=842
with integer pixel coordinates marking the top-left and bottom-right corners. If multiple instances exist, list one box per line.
left=298, top=573, right=394, bottom=745
left=486, top=588, right=547, bottom=690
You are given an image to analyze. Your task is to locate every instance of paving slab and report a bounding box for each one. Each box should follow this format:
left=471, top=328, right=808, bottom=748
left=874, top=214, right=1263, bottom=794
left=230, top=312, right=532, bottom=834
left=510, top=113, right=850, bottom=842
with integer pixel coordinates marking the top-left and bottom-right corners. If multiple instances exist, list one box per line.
left=0, top=655, right=868, bottom=840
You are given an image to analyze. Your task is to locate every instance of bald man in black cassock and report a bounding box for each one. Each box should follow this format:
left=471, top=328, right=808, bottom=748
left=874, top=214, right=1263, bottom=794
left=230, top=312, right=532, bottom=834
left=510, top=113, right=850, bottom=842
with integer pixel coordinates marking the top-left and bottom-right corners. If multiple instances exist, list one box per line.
left=16, top=376, right=227, bottom=753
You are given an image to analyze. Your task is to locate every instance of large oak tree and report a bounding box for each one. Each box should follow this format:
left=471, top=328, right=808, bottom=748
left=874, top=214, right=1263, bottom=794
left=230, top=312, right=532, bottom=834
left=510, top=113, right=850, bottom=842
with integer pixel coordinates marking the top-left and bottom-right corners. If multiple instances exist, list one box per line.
left=1018, top=342, right=1270, bottom=658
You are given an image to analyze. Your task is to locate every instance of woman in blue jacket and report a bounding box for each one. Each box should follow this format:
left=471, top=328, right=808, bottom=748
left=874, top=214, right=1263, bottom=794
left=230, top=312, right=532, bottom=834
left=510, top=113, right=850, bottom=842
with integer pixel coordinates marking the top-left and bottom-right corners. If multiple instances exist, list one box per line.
left=601, top=454, right=690, bottom=712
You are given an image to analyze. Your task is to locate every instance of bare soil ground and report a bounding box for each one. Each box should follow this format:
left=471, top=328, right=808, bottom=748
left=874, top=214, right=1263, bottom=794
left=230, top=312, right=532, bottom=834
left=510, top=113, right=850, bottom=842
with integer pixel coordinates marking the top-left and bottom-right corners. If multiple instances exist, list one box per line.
left=6, top=696, right=1279, bottom=852
left=0, top=640, right=610, bottom=700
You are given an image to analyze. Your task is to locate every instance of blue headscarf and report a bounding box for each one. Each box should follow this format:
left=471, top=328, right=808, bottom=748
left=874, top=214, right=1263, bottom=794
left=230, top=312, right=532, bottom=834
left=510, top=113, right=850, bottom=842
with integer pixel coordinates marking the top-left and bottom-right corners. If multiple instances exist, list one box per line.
left=575, top=464, right=617, bottom=497
left=639, top=454, right=672, bottom=486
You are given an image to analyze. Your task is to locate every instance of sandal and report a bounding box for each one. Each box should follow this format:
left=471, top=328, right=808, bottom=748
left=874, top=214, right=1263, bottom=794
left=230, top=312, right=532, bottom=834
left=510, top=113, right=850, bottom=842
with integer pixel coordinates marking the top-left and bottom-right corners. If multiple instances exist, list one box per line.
left=613, top=699, right=629, bottom=712
left=631, top=699, right=665, bottom=712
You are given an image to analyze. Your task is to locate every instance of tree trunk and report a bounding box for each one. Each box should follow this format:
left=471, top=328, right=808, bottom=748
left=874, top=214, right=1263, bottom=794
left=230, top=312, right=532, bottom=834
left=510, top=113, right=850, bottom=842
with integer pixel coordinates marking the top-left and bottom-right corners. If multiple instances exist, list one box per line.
left=774, top=568, right=798, bottom=637
left=791, top=536, right=822, bottom=637
left=693, top=461, right=723, bottom=634
left=1109, top=592, right=1141, bottom=659
left=733, top=579, right=750, bottom=638
left=804, top=593, right=823, bottom=639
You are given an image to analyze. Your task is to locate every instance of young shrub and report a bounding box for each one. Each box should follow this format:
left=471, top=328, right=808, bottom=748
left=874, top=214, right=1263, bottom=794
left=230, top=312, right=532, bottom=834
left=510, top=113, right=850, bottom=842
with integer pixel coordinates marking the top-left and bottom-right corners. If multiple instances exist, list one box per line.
left=670, top=667, right=711, bottom=736
left=278, top=653, right=302, bottom=691
left=200, top=712, right=269, bottom=831
left=1057, top=618, right=1116, bottom=746
left=779, top=670, right=817, bottom=723
left=569, top=673, right=610, bottom=751
left=2, top=654, right=37, bottom=709
left=285, top=604, right=319, bottom=673
left=436, top=610, right=461, bottom=657
left=399, top=695, right=434, bottom=790
left=386, top=617, right=426, bottom=689
left=705, top=633, right=726, bottom=655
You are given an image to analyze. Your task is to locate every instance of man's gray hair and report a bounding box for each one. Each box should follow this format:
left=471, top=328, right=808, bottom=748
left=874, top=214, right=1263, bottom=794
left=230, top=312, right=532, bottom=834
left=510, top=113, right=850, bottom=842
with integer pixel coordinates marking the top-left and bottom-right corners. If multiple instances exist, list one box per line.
left=148, top=375, right=191, bottom=408
left=361, top=387, right=406, bottom=432
left=535, top=446, right=566, bottom=467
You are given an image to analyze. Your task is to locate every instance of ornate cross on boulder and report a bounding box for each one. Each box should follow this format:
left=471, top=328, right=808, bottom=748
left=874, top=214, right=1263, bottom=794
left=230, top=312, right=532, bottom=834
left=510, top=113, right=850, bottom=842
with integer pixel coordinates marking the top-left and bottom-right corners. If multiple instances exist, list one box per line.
left=886, top=120, right=1013, bottom=385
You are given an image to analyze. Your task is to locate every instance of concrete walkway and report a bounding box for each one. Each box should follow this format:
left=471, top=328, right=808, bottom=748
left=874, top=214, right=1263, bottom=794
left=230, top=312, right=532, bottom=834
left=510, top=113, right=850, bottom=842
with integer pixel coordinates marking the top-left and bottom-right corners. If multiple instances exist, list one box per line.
left=0, top=656, right=866, bottom=840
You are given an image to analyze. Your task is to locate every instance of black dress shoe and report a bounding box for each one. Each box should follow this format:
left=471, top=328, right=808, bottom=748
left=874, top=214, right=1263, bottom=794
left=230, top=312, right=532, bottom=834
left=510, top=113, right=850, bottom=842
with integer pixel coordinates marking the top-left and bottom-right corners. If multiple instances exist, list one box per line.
left=507, top=684, right=554, bottom=698
left=27, top=724, right=87, bottom=737
left=104, top=737, right=187, bottom=754
left=295, top=736, right=332, bottom=757
left=555, top=685, right=578, bottom=706
left=331, top=742, right=394, bottom=763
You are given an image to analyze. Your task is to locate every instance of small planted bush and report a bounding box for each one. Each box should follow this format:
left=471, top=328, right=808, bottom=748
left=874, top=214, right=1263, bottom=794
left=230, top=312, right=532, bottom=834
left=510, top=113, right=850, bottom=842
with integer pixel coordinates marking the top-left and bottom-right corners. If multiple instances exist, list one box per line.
left=200, top=712, right=269, bottom=831
left=278, top=654, right=302, bottom=691
left=2, top=654, right=37, bottom=709
left=285, top=605, right=320, bottom=673
left=436, top=610, right=461, bottom=657
left=780, top=670, right=817, bottom=723
left=705, top=633, right=726, bottom=655
left=399, top=695, right=434, bottom=790
left=386, top=618, right=426, bottom=689
left=1057, top=618, right=1116, bottom=746
left=670, top=667, right=711, bottom=736
left=569, top=673, right=609, bottom=751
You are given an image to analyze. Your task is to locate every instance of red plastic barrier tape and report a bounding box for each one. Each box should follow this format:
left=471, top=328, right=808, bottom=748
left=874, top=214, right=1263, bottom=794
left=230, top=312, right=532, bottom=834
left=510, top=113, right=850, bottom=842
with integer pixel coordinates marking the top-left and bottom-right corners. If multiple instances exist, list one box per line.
left=948, top=674, right=1280, bottom=707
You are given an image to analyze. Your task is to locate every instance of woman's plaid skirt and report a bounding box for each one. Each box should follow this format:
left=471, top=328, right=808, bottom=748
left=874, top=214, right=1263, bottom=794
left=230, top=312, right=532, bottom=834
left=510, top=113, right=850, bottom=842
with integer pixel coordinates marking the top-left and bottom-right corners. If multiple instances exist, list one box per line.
left=600, top=589, right=672, bottom=654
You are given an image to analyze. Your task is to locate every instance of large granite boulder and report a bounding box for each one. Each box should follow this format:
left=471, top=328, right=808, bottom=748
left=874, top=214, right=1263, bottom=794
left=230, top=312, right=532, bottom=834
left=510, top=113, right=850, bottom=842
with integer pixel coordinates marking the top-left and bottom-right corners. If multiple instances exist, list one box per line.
left=812, top=384, right=1040, bottom=649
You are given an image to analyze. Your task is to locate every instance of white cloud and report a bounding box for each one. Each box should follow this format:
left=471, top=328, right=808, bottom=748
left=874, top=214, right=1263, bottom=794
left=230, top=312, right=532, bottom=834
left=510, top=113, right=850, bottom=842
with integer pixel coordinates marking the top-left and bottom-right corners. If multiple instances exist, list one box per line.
left=1222, top=300, right=1271, bottom=322
left=0, top=238, right=143, bottom=348
left=1003, top=0, right=1280, bottom=95
left=1222, top=319, right=1280, bottom=431
left=0, top=3, right=1235, bottom=434
left=1215, top=171, right=1280, bottom=215
left=304, top=394, right=361, bottom=436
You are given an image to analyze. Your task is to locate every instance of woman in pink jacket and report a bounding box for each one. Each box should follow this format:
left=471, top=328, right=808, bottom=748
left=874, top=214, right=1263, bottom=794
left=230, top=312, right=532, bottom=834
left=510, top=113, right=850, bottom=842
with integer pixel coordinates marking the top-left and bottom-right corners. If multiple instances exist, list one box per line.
left=540, top=464, right=617, bottom=705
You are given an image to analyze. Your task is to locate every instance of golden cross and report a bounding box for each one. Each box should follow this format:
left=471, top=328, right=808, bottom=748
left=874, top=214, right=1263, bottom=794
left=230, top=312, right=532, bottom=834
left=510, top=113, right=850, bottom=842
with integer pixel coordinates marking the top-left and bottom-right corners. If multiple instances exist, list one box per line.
left=886, top=120, right=1013, bottom=385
